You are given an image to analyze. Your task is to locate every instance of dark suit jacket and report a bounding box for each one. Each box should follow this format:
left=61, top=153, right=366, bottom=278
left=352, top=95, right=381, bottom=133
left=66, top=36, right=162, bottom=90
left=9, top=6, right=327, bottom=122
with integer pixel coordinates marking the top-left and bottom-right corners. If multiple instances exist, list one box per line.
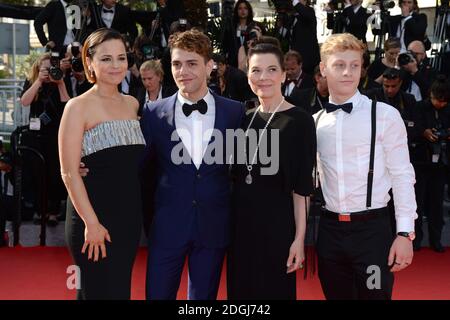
left=328, top=5, right=372, bottom=43
left=34, top=0, right=67, bottom=51
left=140, top=92, right=245, bottom=248
left=89, top=4, right=138, bottom=44
left=221, top=65, right=255, bottom=103
left=286, top=87, right=328, bottom=115
left=282, top=72, right=314, bottom=95
left=136, top=85, right=177, bottom=116
left=388, top=13, right=427, bottom=49
left=289, top=4, right=320, bottom=74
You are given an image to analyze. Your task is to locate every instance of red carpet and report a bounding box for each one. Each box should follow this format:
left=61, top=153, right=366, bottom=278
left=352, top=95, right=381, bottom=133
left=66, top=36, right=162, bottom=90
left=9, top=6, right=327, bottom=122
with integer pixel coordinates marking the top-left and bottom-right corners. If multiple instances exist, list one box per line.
left=0, top=246, right=449, bottom=300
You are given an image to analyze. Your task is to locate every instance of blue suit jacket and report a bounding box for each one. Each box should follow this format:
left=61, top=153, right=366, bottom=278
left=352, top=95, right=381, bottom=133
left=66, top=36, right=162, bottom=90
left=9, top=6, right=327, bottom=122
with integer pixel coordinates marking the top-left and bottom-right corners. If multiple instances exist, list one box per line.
left=140, top=91, right=244, bottom=249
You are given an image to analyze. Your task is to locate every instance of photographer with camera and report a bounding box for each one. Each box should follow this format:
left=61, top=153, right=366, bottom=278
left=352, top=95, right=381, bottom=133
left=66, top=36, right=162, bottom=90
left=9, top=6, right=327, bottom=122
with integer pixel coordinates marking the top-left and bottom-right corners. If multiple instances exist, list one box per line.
left=19, top=53, right=70, bottom=226
left=397, top=50, right=426, bottom=101
left=210, top=53, right=255, bottom=103
left=289, top=0, right=320, bottom=74
left=0, top=140, right=13, bottom=247
left=327, top=0, right=372, bottom=43
left=367, top=37, right=401, bottom=84
left=387, top=0, right=428, bottom=52
left=34, top=0, right=80, bottom=55
left=63, top=42, right=93, bottom=98
left=237, top=26, right=262, bottom=73
left=413, top=76, right=450, bottom=252
left=400, top=40, right=439, bottom=100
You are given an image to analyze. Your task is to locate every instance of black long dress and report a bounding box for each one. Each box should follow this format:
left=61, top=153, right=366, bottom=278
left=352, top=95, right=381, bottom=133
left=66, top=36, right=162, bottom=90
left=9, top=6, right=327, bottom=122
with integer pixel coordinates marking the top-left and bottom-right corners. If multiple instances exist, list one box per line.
left=227, top=107, right=316, bottom=300
left=65, top=120, right=145, bottom=300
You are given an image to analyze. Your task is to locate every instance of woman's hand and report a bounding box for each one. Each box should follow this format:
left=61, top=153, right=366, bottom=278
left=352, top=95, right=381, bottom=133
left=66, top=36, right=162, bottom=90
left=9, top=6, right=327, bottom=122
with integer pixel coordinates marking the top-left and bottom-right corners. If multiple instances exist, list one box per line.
left=82, top=221, right=112, bottom=262
left=38, top=67, right=49, bottom=83
left=286, top=238, right=305, bottom=273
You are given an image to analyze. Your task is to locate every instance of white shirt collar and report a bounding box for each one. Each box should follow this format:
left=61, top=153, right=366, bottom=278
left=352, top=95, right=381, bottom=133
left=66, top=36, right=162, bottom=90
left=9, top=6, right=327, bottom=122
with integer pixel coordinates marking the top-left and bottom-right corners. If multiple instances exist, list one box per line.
left=146, top=86, right=163, bottom=102
left=60, top=0, right=68, bottom=7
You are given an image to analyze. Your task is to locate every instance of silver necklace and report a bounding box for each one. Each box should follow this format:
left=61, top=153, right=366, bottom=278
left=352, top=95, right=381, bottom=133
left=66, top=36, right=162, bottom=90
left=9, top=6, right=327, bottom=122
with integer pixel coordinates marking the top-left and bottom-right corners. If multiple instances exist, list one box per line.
left=244, top=98, right=285, bottom=185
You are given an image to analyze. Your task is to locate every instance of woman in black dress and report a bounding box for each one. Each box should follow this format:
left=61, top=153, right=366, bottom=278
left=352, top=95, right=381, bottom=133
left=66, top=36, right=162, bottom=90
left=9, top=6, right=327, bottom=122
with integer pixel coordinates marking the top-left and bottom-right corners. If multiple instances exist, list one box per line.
left=227, top=42, right=316, bottom=299
left=59, top=29, right=145, bottom=300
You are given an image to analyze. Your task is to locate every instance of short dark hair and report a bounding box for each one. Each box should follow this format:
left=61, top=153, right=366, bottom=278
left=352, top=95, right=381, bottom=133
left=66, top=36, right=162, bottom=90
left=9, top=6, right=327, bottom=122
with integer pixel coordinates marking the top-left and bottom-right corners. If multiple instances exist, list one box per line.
left=285, top=50, right=303, bottom=65
left=82, top=28, right=127, bottom=83
left=212, top=53, right=226, bottom=65
left=382, top=68, right=403, bottom=80
left=431, top=75, right=450, bottom=101
left=247, top=43, right=285, bottom=72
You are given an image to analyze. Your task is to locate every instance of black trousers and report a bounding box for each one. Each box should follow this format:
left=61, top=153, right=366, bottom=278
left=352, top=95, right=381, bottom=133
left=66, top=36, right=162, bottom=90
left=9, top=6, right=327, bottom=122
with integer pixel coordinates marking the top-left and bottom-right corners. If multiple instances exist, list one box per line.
left=414, top=164, right=446, bottom=247
left=317, top=208, right=395, bottom=300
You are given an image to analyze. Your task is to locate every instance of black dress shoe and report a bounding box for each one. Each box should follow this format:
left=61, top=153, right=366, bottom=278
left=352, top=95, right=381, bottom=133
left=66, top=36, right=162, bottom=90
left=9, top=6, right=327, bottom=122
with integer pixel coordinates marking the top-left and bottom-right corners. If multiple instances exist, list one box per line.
left=431, top=243, right=446, bottom=253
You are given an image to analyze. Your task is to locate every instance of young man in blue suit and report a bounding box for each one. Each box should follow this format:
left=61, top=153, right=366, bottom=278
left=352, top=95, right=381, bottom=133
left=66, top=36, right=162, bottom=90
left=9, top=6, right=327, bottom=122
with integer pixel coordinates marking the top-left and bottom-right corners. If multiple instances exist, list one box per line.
left=140, top=30, right=245, bottom=300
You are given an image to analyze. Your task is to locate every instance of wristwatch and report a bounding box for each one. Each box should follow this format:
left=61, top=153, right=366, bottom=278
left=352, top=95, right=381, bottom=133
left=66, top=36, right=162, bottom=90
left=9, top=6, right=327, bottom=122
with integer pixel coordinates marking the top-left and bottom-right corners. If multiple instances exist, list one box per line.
left=397, top=231, right=416, bottom=241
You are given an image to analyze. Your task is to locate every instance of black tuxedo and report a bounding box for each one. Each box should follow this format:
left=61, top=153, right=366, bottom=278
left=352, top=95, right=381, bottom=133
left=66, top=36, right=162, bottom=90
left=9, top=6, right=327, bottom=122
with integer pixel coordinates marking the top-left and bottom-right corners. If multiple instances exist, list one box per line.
left=289, top=4, right=320, bottom=74
left=89, top=4, right=138, bottom=44
left=221, top=65, right=255, bottom=103
left=136, top=85, right=177, bottom=117
left=282, top=72, right=314, bottom=96
left=34, top=0, right=68, bottom=52
left=327, top=5, right=372, bottom=43
left=388, top=13, right=427, bottom=49
left=286, top=87, right=328, bottom=115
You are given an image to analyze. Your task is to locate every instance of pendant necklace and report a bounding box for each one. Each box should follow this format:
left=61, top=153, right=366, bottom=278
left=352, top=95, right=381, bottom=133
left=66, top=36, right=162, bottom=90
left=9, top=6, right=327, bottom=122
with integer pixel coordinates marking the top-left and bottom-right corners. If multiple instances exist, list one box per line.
left=244, top=98, right=284, bottom=184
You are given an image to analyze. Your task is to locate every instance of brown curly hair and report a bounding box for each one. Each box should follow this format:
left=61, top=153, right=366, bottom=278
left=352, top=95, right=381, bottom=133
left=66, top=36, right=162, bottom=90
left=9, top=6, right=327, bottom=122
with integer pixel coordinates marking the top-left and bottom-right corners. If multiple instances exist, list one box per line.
left=168, top=30, right=212, bottom=63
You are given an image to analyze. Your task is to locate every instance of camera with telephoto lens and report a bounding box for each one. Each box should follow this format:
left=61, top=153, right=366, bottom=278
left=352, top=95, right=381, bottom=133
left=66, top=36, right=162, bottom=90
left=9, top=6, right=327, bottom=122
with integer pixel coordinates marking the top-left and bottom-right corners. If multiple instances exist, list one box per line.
left=397, top=51, right=417, bottom=66
left=435, top=128, right=450, bottom=141
left=48, top=52, right=63, bottom=81
left=70, top=42, right=84, bottom=73
left=380, top=0, right=395, bottom=10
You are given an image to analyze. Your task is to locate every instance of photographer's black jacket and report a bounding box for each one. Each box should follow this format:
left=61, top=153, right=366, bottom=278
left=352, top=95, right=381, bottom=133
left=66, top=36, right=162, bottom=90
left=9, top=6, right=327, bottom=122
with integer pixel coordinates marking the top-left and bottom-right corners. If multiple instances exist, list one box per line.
left=34, top=0, right=68, bottom=52
left=414, top=99, right=450, bottom=165
left=387, top=12, right=427, bottom=49
left=287, top=87, right=328, bottom=115
left=402, top=61, right=438, bottom=100
left=327, top=5, right=372, bottom=43
left=289, top=3, right=320, bottom=74
left=20, top=80, right=67, bottom=135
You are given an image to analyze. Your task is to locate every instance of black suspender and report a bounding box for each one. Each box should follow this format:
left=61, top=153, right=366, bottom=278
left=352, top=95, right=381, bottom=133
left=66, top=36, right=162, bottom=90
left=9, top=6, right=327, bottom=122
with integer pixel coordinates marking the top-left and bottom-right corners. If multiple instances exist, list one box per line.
left=366, top=98, right=377, bottom=209
left=314, top=99, right=377, bottom=210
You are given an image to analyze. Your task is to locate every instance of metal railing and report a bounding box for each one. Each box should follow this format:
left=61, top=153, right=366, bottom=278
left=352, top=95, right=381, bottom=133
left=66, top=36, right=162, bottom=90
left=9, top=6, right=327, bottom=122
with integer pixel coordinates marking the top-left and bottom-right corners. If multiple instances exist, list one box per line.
left=0, top=78, right=28, bottom=141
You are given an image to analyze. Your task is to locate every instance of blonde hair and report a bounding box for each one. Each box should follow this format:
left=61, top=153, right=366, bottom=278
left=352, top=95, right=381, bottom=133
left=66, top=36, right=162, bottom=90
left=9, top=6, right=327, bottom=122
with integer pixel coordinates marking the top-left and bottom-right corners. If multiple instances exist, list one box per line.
left=320, top=33, right=365, bottom=64
left=28, top=52, right=51, bottom=85
left=139, top=60, right=164, bottom=79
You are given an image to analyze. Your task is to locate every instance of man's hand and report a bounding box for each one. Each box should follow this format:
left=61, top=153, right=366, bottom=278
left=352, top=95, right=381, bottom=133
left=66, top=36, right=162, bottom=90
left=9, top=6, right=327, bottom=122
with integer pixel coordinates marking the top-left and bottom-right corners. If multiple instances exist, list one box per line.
left=388, top=236, right=413, bottom=272
left=424, top=128, right=438, bottom=142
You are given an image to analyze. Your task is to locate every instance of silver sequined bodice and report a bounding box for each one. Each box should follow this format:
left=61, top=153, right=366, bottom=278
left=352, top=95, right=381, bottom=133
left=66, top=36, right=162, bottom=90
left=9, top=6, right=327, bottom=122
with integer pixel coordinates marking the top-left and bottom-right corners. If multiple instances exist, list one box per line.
left=82, top=119, right=146, bottom=157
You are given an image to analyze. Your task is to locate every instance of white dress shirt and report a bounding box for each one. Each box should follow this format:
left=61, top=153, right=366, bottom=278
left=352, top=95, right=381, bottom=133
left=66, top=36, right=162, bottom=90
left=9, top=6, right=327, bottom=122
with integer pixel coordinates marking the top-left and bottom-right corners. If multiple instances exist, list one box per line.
left=121, top=70, right=131, bottom=94
left=101, top=5, right=115, bottom=29
left=60, top=0, right=75, bottom=46
left=175, top=90, right=216, bottom=169
left=397, top=14, right=413, bottom=52
left=313, top=91, right=417, bottom=232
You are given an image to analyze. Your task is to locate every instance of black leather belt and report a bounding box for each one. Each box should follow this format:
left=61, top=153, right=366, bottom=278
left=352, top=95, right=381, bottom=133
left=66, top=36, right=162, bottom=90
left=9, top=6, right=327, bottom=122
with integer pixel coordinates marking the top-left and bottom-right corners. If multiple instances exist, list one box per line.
left=322, top=207, right=388, bottom=222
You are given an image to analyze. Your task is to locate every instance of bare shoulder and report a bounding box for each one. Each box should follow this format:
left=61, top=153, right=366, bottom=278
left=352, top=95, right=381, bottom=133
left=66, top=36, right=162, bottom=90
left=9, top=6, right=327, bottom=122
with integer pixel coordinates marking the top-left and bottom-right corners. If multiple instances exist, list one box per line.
left=62, top=92, right=93, bottom=124
left=123, top=94, right=140, bottom=116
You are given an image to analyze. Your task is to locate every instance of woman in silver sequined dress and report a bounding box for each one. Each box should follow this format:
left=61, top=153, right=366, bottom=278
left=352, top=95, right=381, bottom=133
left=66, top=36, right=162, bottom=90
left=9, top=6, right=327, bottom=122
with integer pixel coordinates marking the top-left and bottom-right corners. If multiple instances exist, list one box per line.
left=58, top=29, right=145, bottom=300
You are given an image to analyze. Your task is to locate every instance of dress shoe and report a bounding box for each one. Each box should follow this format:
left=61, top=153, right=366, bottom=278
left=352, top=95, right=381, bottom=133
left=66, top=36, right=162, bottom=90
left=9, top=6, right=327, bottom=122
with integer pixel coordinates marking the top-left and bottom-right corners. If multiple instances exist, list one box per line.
left=431, top=243, right=446, bottom=253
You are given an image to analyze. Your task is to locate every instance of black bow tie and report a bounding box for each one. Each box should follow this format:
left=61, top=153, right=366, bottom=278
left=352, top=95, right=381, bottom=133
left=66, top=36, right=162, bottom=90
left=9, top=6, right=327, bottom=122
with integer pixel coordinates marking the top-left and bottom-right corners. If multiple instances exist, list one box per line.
left=182, top=99, right=208, bottom=117
left=285, top=79, right=298, bottom=86
left=324, top=102, right=353, bottom=113
left=103, top=9, right=114, bottom=13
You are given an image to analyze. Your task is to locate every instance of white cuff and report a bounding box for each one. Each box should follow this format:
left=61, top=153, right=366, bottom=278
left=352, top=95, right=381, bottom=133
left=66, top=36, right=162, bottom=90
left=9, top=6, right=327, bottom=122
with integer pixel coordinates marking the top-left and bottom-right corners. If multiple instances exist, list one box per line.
left=396, top=216, right=415, bottom=233
left=292, top=0, right=300, bottom=7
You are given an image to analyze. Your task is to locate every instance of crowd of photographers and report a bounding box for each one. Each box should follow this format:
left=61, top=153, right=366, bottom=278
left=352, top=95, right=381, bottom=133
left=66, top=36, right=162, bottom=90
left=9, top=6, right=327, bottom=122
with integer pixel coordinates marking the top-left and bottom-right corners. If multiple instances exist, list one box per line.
left=1, top=0, right=450, bottom=251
